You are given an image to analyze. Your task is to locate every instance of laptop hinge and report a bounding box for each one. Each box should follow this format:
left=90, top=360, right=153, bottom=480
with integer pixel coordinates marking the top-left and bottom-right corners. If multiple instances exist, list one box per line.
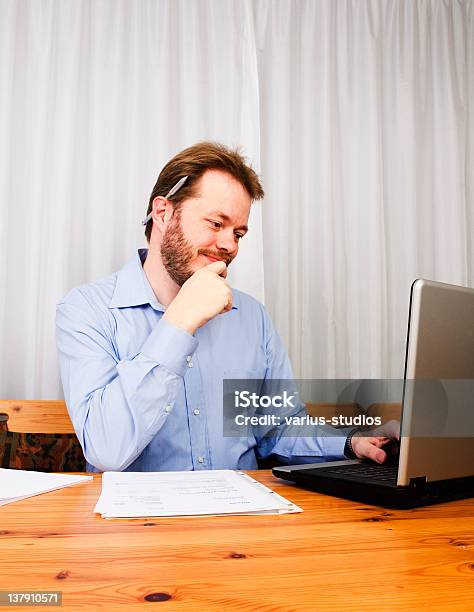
left=409, top=476, right=427, bottom=488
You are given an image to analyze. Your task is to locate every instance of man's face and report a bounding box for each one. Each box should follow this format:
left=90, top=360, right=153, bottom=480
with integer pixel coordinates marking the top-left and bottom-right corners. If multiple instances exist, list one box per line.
left=161, top=169, right=251, bottom=286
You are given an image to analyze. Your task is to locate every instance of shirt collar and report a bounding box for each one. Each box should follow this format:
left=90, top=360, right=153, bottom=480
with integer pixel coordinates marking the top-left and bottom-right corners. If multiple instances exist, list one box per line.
left=109, top=249, right=239, bottom=311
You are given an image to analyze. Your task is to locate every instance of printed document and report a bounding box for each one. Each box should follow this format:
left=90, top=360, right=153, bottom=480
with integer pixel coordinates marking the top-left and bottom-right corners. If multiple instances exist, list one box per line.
left=0, top=468, right=92, bottom=506
left=94, top=470, right=302, bottom=518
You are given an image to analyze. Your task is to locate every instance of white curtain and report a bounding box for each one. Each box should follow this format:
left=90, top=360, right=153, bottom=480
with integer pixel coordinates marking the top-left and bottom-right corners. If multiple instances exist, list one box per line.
left=256, top=0, right=474, bottom=379
left=0, top=0, right=472, bottom=398
left=0, top=0, right=264, bottom=398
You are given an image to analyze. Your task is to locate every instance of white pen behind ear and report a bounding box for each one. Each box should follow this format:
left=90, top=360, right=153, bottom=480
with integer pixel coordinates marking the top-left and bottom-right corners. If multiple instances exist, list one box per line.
left=141, top=176, right=189, bottom=225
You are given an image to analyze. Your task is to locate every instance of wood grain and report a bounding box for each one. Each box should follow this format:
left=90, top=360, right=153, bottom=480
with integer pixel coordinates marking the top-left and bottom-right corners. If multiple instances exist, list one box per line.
left=1, top=470, right=474, bottom=611
left=0, top=400, right=74, bottom=433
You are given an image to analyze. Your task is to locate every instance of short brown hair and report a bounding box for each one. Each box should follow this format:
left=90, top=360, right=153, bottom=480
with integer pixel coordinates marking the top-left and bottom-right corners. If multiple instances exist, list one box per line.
left=144, top=142, right=264, bottom=241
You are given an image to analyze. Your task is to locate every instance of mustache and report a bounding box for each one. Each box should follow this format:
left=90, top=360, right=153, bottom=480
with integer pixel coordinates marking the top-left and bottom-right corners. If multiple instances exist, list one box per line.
left=198, top=249, right=234, bottom=266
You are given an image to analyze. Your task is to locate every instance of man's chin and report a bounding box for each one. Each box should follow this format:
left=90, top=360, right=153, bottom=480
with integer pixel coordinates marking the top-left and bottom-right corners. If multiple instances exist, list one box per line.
left=171, top=257, right=232, bottom=284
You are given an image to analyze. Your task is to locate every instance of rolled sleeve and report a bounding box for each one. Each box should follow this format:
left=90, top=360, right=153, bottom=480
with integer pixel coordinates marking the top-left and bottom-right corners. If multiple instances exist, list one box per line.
left=140, top=318, right=198, bottom=377
left=56, top=292, right=197, bottom=472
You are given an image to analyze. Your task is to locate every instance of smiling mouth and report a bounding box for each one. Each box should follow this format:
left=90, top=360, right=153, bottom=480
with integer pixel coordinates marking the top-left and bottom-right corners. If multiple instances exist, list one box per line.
left=200, top=252, right=231, bottom=265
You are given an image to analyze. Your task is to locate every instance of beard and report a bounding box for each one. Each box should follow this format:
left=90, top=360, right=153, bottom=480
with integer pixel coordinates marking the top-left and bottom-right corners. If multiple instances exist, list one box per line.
left=161, top=208, right=234, bottom=286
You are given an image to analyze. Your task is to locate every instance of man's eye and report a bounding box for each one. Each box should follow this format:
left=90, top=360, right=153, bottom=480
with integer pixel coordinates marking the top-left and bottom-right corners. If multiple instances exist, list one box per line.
left=208, top=220, right=221, bottom=229
left=235, top=233, right=245, bottom=241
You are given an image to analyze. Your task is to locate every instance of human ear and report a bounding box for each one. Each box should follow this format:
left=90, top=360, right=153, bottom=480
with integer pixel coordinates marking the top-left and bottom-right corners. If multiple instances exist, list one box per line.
left=151, top=197, right=173, bottom=233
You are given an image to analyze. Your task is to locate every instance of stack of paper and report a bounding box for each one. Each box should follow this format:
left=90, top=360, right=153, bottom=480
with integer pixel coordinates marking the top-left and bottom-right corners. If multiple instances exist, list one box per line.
left=0, top=468, right=92, bottom=506
left=94, top=469, right=302, bottom=518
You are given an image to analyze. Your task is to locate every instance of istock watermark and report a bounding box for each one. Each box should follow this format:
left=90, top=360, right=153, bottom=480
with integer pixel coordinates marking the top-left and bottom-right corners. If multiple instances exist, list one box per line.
left=234, top=412, right=381, bottom=428
left=234, top=390, right=297, bottom=409
left=223, top=378, right=474, bottom=438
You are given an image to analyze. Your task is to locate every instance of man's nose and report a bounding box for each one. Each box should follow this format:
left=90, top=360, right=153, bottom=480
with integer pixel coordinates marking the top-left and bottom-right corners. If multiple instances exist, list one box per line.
left=216, top=229, right=238, bottom=253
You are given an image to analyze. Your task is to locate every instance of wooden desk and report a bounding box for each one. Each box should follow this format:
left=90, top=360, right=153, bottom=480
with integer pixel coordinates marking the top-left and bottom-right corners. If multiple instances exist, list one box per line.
left=1, top=471, right=474, bottom=611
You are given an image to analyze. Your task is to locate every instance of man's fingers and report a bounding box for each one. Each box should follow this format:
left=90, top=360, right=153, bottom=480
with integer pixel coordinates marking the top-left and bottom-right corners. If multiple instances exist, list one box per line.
left=353, top=436, right=387, bottom=464
left=204, top=260, right=227, bottom=277
left=364, top=440, right=387, bottom=464
left=370, top=419, right=400, bottom=440
left=371, top=436, right=389, bottom=448
left=223, top=294, right=233, bottom=312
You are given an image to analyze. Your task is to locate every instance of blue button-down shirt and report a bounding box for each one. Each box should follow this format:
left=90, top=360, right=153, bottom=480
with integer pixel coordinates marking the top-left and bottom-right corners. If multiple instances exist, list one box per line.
left=56, top=250, right=347, bottom=472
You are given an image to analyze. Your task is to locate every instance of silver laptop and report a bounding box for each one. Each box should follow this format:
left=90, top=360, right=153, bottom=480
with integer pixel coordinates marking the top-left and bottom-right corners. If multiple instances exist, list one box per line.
left=273, top=279, right=474, bottom=507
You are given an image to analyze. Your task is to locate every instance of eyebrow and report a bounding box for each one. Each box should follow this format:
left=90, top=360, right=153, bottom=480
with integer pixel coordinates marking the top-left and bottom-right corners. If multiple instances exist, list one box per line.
left=207, top=211, right=248, bottom=233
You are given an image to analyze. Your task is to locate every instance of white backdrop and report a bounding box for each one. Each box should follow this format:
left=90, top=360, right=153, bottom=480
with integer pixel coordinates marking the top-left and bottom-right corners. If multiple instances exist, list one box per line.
left=0, top=0, right=472, bottom=399
left=256, top=0, right=474, bottom=379
left=0, top=0, right=264, bottom=398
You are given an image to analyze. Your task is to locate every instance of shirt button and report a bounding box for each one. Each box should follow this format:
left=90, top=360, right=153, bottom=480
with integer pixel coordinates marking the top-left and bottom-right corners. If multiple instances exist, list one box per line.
left=197, top=456, right=205, bottom=464
left=186, top=355, right=193, bottom=368
left=165, top=404, right=172, bottom=413
left=193, top=409, right=200, bottom=416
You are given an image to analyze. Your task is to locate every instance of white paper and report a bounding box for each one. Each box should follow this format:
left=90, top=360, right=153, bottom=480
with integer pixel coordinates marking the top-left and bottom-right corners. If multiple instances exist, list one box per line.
left=94, top=470, right=302, bottom=518
left=0, top=468, right=92, bottom=506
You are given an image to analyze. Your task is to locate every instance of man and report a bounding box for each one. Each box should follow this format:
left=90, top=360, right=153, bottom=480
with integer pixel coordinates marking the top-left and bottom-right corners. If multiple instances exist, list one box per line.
left=56, top=142, right=395, bottom=472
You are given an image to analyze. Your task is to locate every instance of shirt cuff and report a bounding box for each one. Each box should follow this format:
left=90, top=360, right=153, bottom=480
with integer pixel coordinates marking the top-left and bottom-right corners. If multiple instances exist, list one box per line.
left=322, top=434, right=347, bottom=460
left=140, top=317, right=198, bottom=377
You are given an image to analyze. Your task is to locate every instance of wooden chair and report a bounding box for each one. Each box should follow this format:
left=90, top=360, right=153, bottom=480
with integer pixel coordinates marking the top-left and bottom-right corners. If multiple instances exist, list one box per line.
left=0, top=400, right=85, bottom=472
left=0, top=400, right=75, bottom=434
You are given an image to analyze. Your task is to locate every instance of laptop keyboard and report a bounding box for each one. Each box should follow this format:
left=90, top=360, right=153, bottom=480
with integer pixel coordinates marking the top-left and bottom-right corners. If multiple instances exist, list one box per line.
left=313, top=462, right=398, bottom=485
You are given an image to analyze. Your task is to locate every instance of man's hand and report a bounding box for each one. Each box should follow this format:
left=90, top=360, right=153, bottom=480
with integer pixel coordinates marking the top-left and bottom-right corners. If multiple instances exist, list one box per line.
left=163, top=261, right=232, bottom=334
left=351, top=420, right=400, bottom=464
